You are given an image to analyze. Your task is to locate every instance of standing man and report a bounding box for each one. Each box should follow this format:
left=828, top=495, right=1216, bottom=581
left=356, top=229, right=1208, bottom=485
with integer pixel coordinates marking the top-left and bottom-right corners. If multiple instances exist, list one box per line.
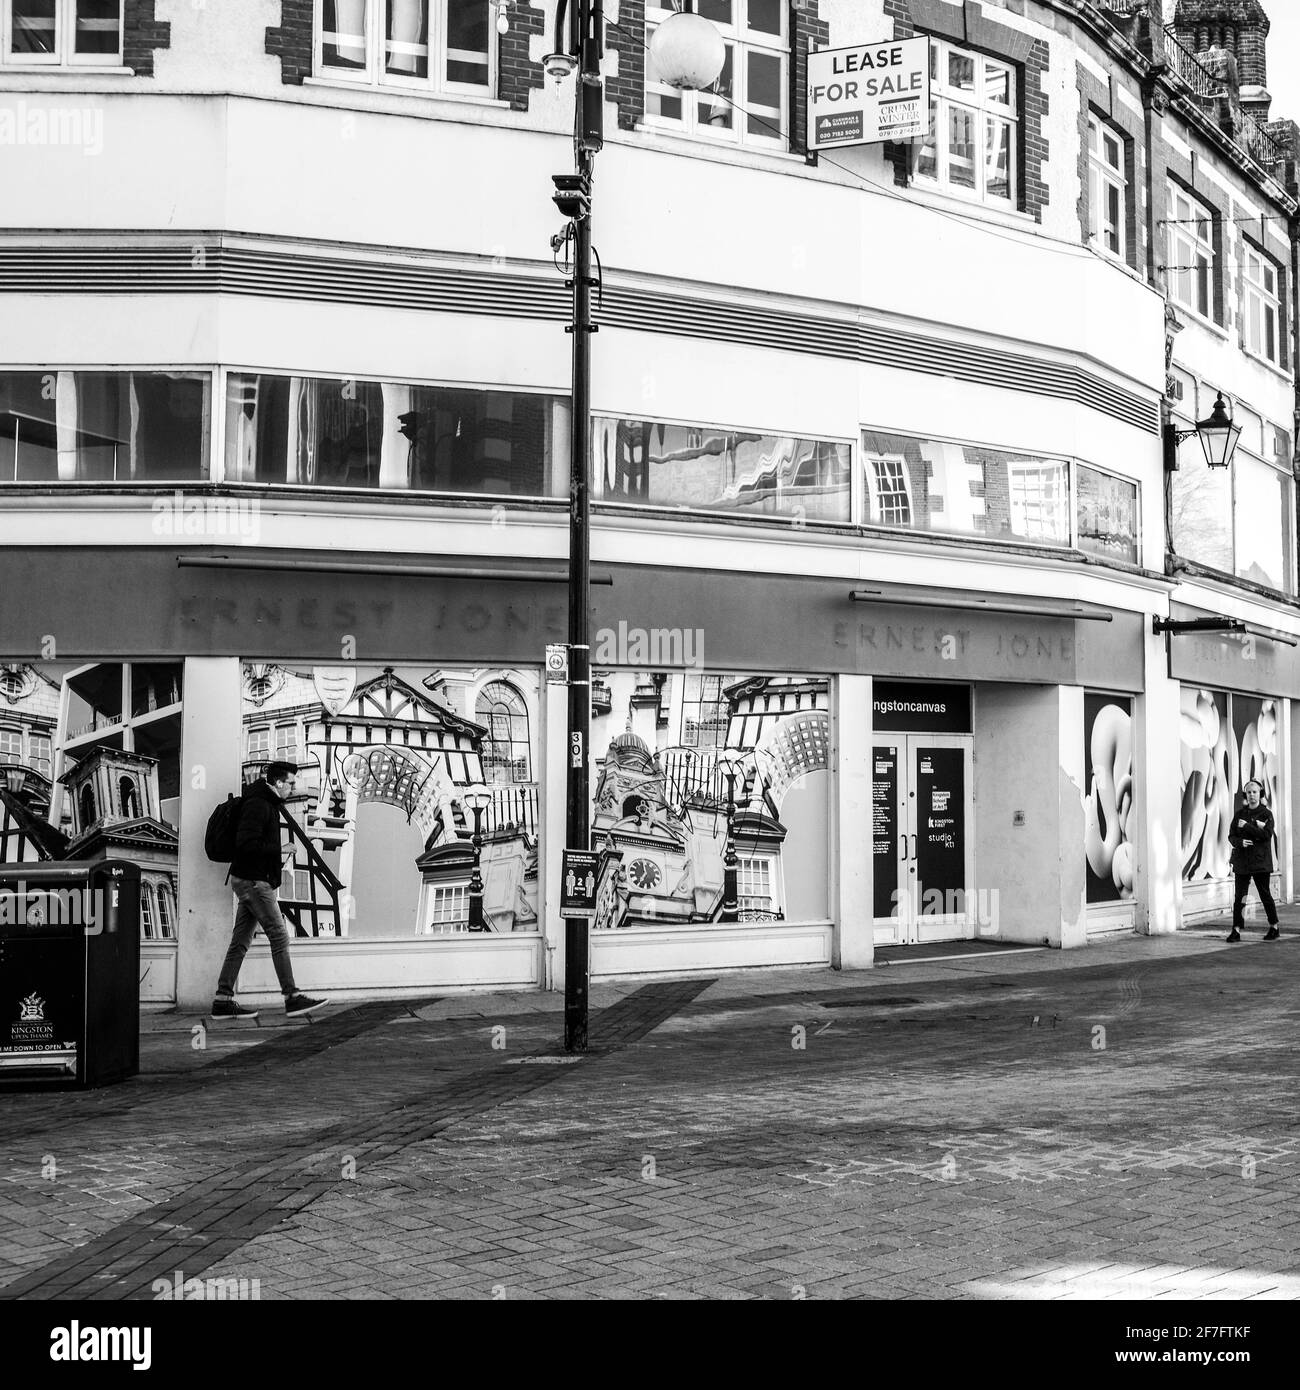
left=211, top=762, right=328, bottom=1018
left=1226, top=778, right=1281, bottom=943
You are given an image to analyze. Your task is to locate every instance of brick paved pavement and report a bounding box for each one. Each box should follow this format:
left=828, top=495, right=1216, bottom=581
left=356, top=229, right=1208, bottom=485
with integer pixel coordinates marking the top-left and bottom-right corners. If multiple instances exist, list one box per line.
left=2, top=922, right=1299, bottom=1308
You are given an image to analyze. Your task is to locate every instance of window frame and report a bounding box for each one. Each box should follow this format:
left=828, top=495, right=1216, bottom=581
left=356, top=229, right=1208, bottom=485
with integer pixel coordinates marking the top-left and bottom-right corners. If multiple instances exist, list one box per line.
left=424, top=881, right=471, bottom=933
left=1, top=0, right=122, bottom=68
left=1242, top=245, right=1282, bottom=368
left=1166, top=182, right=1217, bottom=323
left=313, top=0, right=495, bottom=99
left=1087, top=113, right=1127, bottom=262
left=643, top=1, right=788, bottom=151
left=864, top=453, right=915, bottom=527
left=914, top=36, right=1019, bottom=206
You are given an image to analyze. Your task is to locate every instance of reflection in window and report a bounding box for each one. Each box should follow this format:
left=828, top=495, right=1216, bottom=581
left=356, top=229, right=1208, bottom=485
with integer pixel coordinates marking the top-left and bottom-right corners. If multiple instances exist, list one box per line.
left=861, top=431, right=1089, bottom=551
left=594, top=417, right=850, bottom=521
left=0, top=371, right=210, bottom=483
left=225, top=375, right=562, bottom=497
left=680, top=674, right=736, bottom=749
left=1170, top=432, right=1232, bottom=574
left=318, top=0, right=490, bottom=93
left=1233, top=453, right=1292, bottom=593
left=1076, top=465, right=1138, bottom=564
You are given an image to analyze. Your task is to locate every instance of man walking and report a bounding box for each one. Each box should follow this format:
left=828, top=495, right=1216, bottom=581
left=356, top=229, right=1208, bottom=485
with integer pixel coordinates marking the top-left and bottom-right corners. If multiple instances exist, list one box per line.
left=1226, top=778, right=1280, bottom=943
left=211, top=762, right=328, bottom=1018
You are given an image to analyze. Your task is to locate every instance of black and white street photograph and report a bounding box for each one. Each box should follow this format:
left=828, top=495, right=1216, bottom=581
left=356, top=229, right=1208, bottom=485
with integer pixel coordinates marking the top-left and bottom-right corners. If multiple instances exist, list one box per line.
left=1, top=0, right=1299, bottom=1364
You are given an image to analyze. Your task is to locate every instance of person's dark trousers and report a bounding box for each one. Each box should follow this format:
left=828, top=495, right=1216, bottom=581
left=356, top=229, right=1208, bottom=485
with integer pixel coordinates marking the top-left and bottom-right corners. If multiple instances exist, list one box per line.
left=1232, top=873, right=1278, bottom=930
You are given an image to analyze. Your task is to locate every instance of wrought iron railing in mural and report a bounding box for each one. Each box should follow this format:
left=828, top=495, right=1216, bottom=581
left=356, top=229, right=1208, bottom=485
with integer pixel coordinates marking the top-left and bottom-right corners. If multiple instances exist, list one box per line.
left=277, top=804, right=343, bottom=937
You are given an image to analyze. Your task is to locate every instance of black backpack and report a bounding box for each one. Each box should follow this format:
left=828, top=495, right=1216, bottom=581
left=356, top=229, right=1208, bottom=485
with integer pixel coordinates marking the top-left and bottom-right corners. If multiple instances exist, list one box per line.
left=204, top=793, right=245, bottom=864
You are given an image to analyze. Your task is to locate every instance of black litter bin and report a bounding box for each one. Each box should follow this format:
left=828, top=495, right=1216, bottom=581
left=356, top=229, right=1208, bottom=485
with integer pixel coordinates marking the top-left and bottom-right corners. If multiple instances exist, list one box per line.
left=0, top=859, right=140, bottom=1088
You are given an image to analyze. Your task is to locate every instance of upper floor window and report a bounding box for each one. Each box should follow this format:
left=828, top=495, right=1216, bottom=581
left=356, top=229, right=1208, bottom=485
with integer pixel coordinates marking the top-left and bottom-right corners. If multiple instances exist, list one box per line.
left=1, top=0, right=121, bottom=66
left=865, top=455, right=914, bottom=526
left=1166, top=183, right=1215, bottom=321
left=316, top=0, right=492, bottom=95
left=1242, top=247, right=1281, bottom=367
left=1087, top=114, right=1127, bottom=261
left=645, top=1, right=787, bottom=149
left=0, top=727, right=21, bottom=763
left=915, top=39, right=1016, bottom=205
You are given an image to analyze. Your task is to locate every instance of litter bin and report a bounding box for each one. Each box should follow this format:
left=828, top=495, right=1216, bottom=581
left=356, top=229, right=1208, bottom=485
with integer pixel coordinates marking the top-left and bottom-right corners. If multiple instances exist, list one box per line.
left=0, top=859, right=140, bottom=1088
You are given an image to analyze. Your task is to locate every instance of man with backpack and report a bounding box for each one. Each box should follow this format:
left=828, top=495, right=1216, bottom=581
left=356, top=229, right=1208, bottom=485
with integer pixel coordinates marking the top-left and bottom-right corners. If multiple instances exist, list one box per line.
left=209, top=762, right=327, bottom=1019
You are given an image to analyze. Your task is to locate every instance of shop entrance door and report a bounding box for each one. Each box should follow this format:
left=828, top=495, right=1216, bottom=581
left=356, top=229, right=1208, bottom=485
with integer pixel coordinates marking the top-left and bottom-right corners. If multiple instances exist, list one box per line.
left=872, top=735, right=975, bottom=945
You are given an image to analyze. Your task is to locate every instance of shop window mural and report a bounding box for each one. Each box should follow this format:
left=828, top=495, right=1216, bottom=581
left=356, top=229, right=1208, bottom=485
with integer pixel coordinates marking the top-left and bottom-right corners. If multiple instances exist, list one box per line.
left=590, top=671, right=830, bottom=928
left=1084, top=693, right=1134, bottom=903
left=0, top=662, right=181, bottom=941
left=240, top=664, right=540, bottom=938
left=1179, top=687, right=1281, bottom=881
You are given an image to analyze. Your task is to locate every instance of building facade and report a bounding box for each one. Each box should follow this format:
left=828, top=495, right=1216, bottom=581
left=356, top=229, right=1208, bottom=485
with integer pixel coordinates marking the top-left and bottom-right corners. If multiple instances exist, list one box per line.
left=0, top=0, right=1297, bottom=1005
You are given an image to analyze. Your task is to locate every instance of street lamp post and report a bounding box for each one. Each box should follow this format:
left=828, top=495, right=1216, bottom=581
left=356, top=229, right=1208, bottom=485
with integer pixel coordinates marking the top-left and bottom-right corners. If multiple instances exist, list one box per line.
left=547, top=1, right=724, bottom=1052
left=464, top=789, right=492, bottom=932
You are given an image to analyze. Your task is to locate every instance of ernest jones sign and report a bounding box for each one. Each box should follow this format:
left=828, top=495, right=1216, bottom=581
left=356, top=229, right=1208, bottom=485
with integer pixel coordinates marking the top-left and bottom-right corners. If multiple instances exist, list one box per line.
left=807, top=36, right=929, bottom=149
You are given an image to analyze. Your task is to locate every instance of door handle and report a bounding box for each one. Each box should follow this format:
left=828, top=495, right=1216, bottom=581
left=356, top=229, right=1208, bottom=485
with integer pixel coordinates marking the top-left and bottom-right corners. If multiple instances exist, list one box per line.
left=910, top=833, right=919, bottom=861
left=899, top=833, right=908, bottom=862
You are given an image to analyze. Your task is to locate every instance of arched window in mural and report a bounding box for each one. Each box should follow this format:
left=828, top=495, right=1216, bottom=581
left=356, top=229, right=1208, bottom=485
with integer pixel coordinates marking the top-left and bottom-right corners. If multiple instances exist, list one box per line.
left=476, top=682, right=530, bottom=784
left=140, top=883, right=156, bottom=940
left=156, top=883, right=175, bottom=940
left=120, top=776, right=140, bottom=818
left=79, top=784, right=96, bottom=830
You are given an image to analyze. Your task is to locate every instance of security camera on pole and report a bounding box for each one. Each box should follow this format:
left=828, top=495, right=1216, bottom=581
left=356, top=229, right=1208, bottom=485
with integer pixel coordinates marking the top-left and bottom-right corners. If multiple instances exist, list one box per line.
left=545, top=2, right=724, bottom=1053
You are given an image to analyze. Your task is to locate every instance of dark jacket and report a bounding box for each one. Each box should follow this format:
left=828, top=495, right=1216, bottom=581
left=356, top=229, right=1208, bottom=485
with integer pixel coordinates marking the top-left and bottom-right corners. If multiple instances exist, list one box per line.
left=1228, top=803, right=1274, bottom=875
left=230, top=781, right=285, bottom=886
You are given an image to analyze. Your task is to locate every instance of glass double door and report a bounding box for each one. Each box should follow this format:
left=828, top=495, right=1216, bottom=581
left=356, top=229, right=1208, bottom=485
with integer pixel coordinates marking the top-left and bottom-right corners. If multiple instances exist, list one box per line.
left=872, top=735, right=975, bottom=945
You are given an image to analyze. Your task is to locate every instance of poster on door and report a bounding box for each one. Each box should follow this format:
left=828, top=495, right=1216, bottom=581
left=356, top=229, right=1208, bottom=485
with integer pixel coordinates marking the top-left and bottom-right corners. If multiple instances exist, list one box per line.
left=589, top=671, right=830, bottom=928
left=1084, top=693, right=1134, bottom=902
left=239, top=663, right=540, bottom=937
left=915, top=747, right=964, bottom=904
left=871, top=745, right=898, bottom=919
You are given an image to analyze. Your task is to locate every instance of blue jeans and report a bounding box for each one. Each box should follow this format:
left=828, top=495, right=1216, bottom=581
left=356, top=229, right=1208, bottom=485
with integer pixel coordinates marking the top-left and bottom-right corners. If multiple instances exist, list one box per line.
left=216, top=877, right=299, bottom=999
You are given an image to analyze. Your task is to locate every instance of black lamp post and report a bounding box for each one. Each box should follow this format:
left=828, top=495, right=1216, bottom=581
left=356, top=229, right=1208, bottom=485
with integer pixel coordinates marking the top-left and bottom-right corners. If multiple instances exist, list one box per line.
left=464, top=789, right=492, bottom=932
left=547, top=1, right=724, bottom=1052
left=717, top=752, right=744, bottom=923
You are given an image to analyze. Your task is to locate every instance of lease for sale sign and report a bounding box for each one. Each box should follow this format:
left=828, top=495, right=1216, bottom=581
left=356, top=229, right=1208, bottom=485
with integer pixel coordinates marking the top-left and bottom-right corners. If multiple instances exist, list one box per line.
left=807, top=36, right=930, bottom=149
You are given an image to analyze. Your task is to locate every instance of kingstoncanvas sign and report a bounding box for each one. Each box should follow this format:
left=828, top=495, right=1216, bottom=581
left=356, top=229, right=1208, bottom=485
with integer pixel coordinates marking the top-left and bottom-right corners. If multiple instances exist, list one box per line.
left=807, top=36, right=930, bottom=149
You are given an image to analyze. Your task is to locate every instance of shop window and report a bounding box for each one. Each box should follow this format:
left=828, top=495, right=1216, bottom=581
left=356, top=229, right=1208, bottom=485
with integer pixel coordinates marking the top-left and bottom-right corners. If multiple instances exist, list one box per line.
left=645, top=1, right=787, bottom=149
left=594, top=416, right=850, bottom=523
left=225, top=374, right=562, bottom=499
left=1075, top=465, right=1138, bottom=564
left=915, top=38, right=1017, bottom=205
left=1087, top=114, right=1128, bottom=261
left=1166, top=183, right=1216, bottom=321
left=0, top=371, right=209, bottom=483
left=317, top=0, right=491, bottom=94
left=1242, top=246, right=1282, bottom=367
left=1, top=0, right=121, bottom=66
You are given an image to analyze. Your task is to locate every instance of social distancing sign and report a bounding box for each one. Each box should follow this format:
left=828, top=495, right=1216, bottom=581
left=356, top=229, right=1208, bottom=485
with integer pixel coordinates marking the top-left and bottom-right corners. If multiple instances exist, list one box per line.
left=807, top=35, right=930, bottom=150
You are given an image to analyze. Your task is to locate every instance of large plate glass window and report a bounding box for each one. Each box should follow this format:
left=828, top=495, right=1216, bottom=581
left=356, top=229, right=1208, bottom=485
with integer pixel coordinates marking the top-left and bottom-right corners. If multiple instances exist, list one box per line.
left=0, top=371, right=210, bottom=483
left=1166, top=183, right=1215, bottom=320
left=317, top=0, right=491, bottom=95
left=594, top=415, right=850, bottom=522
left=914, top=38, right=1016, bottom=204
left=2, top=0, right=121, bottom=65
left=1087, top=113, right=1126, bottom=260
left=645, top=1, right=787, bottom=148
